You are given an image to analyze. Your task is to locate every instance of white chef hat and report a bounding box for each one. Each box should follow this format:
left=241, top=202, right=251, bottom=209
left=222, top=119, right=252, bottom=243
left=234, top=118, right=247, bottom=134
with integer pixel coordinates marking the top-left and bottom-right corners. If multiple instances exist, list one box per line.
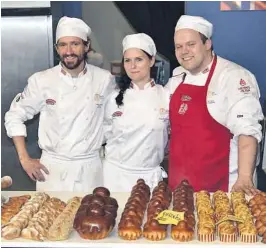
left=56, top=16, right=91, bottom=43
left=122, top=33, right=157, bottom=56
left=175, top=15, right=213, bottom=39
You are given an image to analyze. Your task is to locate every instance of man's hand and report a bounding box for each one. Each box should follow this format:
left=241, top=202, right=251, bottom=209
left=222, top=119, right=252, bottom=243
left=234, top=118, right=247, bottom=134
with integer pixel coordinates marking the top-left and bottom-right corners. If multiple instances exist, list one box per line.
left=231, top=175, right=260, bottom=196
left=20, top=157, right=49, bottom=182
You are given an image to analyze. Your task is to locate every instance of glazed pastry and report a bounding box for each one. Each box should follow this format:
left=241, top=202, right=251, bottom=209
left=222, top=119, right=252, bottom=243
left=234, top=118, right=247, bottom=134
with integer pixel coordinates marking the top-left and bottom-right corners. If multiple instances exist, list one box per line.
left=249, top=192, right=266, bottom=244
left=171, top=180, right=195, bottom=242
left=1, top=195, right=31, bottom=226
left=118, top=179, right=150, bottom=240
left=213, top=190, right=237, bottom=242
left=143, top=181, right=172, bottom=241
left=196, top=190, right=215, bottom=242
left=21, top=197, right=66, bottom=241
left=47, top=197, right=81, bottom=241
left=1, top=193, right=49, bottom=240
left=74, top=187, right=118, bottom=240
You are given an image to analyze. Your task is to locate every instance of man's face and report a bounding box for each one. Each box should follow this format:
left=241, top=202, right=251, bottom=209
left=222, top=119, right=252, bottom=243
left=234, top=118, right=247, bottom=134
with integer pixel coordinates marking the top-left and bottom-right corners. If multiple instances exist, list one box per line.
left=174, top=29, right=212, bottom=74
left=56, top=36, right=89, bottom=70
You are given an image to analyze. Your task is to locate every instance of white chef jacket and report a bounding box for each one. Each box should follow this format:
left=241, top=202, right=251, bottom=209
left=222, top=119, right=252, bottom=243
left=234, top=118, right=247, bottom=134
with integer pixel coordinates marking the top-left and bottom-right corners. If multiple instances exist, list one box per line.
left=165, top=55, right=263, bottom=189
left=103, top=81, right=169, bottom=192
left=5, top=63, right=115, bottom=191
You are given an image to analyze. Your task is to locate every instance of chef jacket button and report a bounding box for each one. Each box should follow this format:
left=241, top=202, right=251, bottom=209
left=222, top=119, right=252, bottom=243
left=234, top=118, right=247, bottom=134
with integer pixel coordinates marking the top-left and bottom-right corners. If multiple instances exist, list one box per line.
left=73, top=86, right=77, bottom=90
left=87, top=97, right=90, bottom=100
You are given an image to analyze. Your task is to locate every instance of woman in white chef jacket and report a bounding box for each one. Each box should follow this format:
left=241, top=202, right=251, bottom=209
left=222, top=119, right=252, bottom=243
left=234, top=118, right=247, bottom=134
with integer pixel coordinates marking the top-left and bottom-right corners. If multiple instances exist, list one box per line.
left=103, top=33, right=169, bottom=192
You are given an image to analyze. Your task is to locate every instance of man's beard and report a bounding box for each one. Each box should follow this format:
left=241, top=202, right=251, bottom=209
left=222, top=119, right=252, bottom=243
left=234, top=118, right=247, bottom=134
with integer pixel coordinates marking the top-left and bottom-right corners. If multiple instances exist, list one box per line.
left=60, top=53, right=86, bottom=70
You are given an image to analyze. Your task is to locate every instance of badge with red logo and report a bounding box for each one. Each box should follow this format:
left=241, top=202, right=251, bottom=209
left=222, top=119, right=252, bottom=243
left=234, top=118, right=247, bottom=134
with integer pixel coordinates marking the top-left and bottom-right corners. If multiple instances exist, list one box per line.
left=238, top=79, right=250, bottom=93
left=240, top=79, right=246, bottom=86
left=112, top=111, right=123, bottom=118
left=178, top=103, right=188, bottom=115
left=46, top=99, right=56, bottom=105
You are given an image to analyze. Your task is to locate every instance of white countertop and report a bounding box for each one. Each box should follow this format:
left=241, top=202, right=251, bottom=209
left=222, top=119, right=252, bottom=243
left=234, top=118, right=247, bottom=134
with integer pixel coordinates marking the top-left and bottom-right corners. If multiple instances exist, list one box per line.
left=1, top=191, right=264, bottom=248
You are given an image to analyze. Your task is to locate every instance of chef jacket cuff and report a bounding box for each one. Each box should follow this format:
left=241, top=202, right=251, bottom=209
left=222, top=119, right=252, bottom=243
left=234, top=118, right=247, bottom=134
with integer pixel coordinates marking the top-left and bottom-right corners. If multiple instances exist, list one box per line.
left=7, top=125, right=27, bottom=138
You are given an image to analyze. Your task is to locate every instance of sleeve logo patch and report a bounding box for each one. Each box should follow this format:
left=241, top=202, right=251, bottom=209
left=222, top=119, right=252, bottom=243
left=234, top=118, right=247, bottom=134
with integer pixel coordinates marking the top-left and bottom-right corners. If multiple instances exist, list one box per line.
left=240, top=79, right=246, bottom=86
left=46, top=99, right=56, bottom=105
left=112, top=111, right=123, bottom=117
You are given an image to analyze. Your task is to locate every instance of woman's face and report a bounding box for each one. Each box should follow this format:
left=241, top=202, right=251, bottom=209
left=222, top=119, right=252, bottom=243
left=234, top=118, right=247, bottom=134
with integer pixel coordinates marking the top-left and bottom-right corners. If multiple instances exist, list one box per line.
left=123, top=48, right=155, bottom=82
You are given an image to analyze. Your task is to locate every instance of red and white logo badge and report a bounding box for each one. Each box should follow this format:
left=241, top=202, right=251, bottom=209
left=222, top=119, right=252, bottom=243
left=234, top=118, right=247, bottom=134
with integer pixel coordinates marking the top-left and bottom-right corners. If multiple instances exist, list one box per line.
left=112, top=111, right=123, bottom=117
left=240, top=79, right=246, bottom=86
left=178, top=103, right=188, bottom=115
left=46, top=99, right=56, bottom=105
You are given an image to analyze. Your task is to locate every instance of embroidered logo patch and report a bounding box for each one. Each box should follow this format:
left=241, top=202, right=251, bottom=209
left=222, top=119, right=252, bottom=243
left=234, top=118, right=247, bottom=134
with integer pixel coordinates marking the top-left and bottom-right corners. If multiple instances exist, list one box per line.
left=46, top=99, right=56, bottom=105
left=181, top=95, right=192, bottom=101
left=112, top=111, right=123, bottom=117
left=240, top=79, right=246, bottom=86
left=178, top=103, right=188, bottom=115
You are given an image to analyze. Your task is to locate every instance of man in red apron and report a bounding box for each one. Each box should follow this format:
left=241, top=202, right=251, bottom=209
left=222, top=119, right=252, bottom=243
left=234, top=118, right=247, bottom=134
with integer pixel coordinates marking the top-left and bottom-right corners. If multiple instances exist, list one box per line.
left=167, top=15, right=263, bottom=194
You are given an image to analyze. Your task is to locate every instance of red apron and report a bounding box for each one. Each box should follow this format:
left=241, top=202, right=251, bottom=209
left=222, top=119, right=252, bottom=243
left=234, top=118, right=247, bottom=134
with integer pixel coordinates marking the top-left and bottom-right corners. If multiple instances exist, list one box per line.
left=169, top=56, right=231, bottom=192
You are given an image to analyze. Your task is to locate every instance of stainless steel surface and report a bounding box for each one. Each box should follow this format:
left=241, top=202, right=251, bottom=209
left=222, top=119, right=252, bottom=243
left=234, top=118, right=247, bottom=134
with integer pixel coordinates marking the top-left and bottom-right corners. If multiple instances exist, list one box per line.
left=1, top=15, right=54, bottom=190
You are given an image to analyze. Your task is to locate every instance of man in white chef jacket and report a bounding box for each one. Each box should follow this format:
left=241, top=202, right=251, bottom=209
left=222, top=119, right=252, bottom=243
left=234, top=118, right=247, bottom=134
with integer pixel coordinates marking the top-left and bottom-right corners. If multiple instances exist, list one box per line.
left=166, top=15, right=263, bottom=195
left=4, top=16, right=115, bottom=191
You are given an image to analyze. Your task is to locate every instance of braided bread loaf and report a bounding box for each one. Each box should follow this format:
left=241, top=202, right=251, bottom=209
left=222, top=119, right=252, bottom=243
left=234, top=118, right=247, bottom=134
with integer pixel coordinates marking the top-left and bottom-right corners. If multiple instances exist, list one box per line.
left=249, top=192, right=266, bottom=243
left=21, top=197, right=66, bottom=241
left=143, top=181, right=172, bottom=241
left=171, top=180, right=195, bottom=242
left=118, top=179, right=150, bottom=240
left=1, top=195, right=31, bottom=226
left=1, top=193, right=49, bottom=240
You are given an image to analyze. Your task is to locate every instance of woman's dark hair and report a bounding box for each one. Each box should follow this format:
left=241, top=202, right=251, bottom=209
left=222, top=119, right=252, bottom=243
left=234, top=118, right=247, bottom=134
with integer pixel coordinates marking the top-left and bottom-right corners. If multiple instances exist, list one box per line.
left=115, top=50, right=153, bottom=107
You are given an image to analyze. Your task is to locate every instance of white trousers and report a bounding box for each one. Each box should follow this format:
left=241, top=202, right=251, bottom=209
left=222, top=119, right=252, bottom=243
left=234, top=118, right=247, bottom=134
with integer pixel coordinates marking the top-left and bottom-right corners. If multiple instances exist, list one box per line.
left=103, top=160, right=167, bottom=193
left=37, top=152, right=103, bottom=192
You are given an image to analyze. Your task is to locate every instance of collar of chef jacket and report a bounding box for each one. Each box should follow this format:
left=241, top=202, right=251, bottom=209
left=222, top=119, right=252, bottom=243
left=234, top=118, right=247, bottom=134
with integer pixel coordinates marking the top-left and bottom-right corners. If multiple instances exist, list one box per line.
left=59, top=62, right=88, bottom=78
left=130, top=79, right=156, bottom=90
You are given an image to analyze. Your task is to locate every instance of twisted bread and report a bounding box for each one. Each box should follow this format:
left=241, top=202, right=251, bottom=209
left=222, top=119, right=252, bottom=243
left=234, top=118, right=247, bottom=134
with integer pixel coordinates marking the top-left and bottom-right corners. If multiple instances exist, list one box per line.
left=1, top=193, right=49, bottom=240
left=21, top=197, right=66, bottom=241
left=171, top=180, right=195, bottom=242
left=118, top=179, right=150, bottom=240
left=1, top=195, right=31, bottom=226
left=249, top=192, right=266, bottom=243
left=143, top=181, right=171, bottom=241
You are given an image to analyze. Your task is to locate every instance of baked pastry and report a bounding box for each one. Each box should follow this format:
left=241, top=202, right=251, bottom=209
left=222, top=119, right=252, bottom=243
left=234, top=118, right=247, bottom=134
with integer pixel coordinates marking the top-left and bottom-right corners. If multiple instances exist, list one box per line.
left=1, top=195, right=31, bottom=226
left=74, top=187, right=118, bottom=240
left=231, top=192, right=257, bottom=243
left=118, top=179, right=150, bottom=240
left=196, top=190, right=215, bottom=242
left=171, top=180, right=195, bottom=242
left=1, top=176, right=12, bottom=189
left=47, top=196, right=81, bottom=241
left=1, top=193, right=49, bottom=240
left=22, top=197, right=66, bottom=241
left=143, top=181, right=171, bottom=241
left=213, top=190, right=237, bottom=242
left=249, top=192, right=266, bottom=244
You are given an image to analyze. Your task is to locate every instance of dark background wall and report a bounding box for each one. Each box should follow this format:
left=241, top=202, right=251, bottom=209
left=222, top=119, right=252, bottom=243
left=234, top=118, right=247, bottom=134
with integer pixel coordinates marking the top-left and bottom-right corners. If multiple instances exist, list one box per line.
left=185, top=1, right=266, bottom=104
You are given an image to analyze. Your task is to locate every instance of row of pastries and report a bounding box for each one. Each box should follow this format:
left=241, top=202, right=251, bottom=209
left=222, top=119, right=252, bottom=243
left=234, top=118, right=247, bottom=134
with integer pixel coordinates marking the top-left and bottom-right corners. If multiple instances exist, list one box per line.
left=1, top=180, right=266, bottom=243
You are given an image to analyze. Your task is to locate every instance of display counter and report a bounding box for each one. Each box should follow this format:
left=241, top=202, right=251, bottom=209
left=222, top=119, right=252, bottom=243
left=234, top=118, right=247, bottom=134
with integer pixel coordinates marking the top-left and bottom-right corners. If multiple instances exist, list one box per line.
left=1, top=191, right=265, bottom=247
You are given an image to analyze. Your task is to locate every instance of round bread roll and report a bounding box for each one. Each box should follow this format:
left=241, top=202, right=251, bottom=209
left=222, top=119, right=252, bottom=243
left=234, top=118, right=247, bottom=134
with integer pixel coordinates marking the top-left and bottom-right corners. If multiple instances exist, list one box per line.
left=1, top=176, right=12, bottom=189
